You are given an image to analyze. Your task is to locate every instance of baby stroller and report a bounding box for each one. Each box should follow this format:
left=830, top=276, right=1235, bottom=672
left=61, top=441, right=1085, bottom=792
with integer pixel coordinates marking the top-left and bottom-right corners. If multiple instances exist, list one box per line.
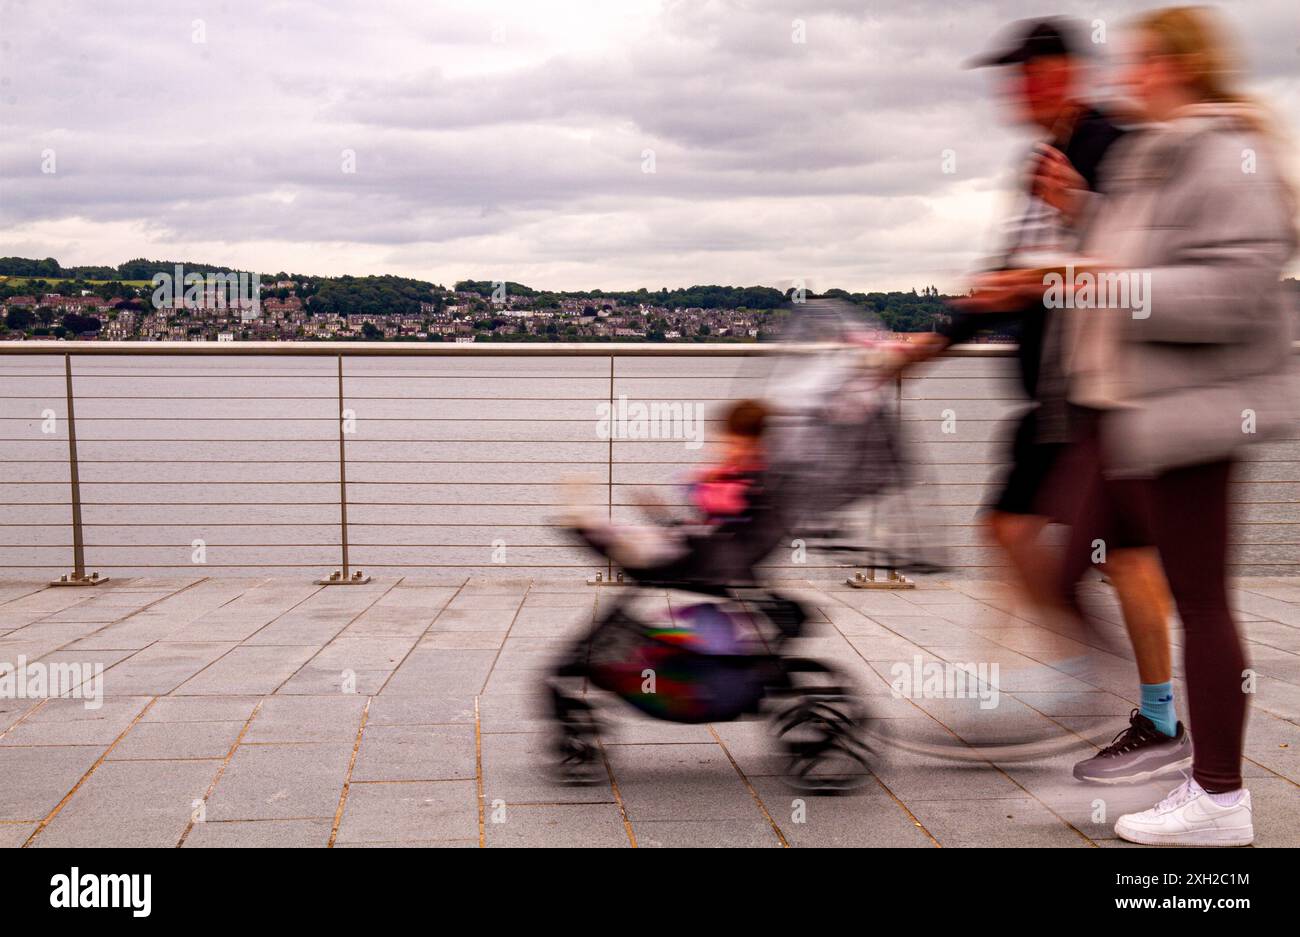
left=547, top=300, right=914, bottom=793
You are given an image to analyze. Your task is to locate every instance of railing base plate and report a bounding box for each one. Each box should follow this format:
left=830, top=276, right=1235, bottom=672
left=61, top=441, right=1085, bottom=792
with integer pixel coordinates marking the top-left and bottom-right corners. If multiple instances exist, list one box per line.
left=587, top=572, right=629, bottom=586
left=51, top=573, right=109, bottom=587
left=317, top=571, right=372, bottom=585
left=846, top=572, right=915, bottom=590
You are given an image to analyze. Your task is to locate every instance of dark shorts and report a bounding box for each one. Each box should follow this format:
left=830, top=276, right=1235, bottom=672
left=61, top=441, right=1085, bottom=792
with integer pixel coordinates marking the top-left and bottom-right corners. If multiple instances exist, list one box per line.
left=989, top=410, right=1065, bottom=516
left=1049, top=407, right=1154, bottom=550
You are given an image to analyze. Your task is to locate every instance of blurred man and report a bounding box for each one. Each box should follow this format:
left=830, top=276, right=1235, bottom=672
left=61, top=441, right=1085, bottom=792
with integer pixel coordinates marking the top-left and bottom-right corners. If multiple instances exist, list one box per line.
left=919, top=18, right=1190, bottom=783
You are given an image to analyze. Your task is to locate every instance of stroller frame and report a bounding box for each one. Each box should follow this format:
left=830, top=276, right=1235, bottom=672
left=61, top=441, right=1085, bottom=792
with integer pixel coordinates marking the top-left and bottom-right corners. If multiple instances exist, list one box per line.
left=546, top=577, right=873, bottom=794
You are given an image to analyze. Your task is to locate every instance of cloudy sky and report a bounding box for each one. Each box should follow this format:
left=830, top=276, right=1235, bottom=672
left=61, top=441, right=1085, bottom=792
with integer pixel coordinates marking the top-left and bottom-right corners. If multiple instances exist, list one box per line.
left=1, top=0, right=1296, bottom=292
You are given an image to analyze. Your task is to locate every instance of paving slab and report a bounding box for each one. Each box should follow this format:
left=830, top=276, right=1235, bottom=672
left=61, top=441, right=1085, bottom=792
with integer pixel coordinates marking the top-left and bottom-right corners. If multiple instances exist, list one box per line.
left=371, top=585, right=458, bottom=609
left=31, top=759, right=219, bottom=848
left=1243, top=777, right=1300, bottom=848
left=70, top=579, right=259, bottom=650
left=242, top=695, right=366, bottom=743
left=142, top=696, right=260, bottom=724
left=183, top=817, right=333, bottom=848
left=351, top=724, right=476, bottom=782
left=277, top=668, right=391, bottom=695
left=604, top=743, right=764, bottom=822
left=308, top=635, right=419, bottom=672
left=98, top=642, right=237, bottom=696
left=365, top=695, right=476, bottom=725
left=380, top=648, right=497, bottom=696
left=869, top=748, right=1029, bottom=802
left=445, top=594, right=525, bottom=611
left=335, top=780, right=478, bottom=844
left=476, top=693, right=550, bottom=734
left=0, top=697, right=42, bottom=734
left=749, top=777, right=937, bottom=848
left=174, top=645, right=319, bottom=695
left=0, top=624, right=109, bottom=658
left=0, top=745, right=103, bottom=821
left=0, top=822, right=36, bottom=848
left=0, top=590, right=98, bottom=628
left=906, top=796, right=1091, bottom=848
left=634, top=818, right=782, bottom=848
left=334, top=837, right=478, bottom=848
left=428, top=608, right=519, bottom=631
left=480, top=732, right=615, bottom=805
left=0, top=582, right=51, bottom=605
left=109, top=720, right=245, bottom=760
left=238, top=586, right=394, bottom=646
left=341, top=606, right=438, bottom=637
left=483, top=803, right=630, bottom=848
left=204, top=742, right=354, bottom=821
left=165, top=583, right=324, bottom=642
left=419, top=631, right=508, bottom=649
left=0, top=696, right=149, bottom=747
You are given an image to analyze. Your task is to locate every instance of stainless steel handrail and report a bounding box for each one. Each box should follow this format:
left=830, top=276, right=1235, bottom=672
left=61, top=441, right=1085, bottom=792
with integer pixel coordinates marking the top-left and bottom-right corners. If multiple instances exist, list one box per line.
left=3, top=341, right=1295, bottom=582
left=0, top=340, right=1026, bottom=357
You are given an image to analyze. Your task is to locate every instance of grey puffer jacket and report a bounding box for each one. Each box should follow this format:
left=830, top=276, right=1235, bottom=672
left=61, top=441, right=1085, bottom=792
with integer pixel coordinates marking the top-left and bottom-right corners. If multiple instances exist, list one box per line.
left=1076, top=108, right=1298, bottom=478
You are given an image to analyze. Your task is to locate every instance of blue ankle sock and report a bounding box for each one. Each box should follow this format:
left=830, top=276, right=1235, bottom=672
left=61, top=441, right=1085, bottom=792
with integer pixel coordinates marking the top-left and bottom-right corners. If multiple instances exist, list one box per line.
left=1140, top=681, right=1177, bottom=737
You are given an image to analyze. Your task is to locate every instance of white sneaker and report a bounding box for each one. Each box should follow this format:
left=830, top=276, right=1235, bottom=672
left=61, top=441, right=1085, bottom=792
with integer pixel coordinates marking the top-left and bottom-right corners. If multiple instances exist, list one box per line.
left=1114, top=780, right=1253, bottom=846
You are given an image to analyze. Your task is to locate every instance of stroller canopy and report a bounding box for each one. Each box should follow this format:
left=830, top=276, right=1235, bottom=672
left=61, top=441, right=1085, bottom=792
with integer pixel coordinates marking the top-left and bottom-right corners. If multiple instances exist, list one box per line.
left=762, top=298, right=910, bottom=524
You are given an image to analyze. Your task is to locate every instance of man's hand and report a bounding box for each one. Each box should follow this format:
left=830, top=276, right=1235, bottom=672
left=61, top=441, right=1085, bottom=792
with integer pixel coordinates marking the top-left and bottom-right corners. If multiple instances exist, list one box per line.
left=950, top=269, right=1046, bottom=314
left=1030, top=144, right=1086, bottom=222
left=899, top=331, right=949, bottom=365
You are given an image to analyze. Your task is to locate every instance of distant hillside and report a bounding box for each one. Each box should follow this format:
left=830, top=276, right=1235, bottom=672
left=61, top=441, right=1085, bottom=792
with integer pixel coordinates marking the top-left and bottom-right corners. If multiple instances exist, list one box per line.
left=0, top=256, right=251, bottom=281
left=3, top=256, right=1294, bottom=337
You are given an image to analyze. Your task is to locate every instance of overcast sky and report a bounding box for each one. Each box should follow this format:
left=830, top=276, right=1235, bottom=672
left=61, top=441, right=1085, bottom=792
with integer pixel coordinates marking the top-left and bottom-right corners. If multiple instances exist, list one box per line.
left=1, top=0, right=1296, bottom=292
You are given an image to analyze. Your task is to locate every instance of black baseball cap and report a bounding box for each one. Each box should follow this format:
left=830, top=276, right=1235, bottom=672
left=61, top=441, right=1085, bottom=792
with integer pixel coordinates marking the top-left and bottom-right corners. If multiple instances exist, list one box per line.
left=966, top=17, right=1088, bottom=68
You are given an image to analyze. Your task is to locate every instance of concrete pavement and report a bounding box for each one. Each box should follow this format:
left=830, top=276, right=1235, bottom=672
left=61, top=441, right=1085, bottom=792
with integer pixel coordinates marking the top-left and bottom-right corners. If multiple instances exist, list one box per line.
left=0, top=574, right=1297, bottom=847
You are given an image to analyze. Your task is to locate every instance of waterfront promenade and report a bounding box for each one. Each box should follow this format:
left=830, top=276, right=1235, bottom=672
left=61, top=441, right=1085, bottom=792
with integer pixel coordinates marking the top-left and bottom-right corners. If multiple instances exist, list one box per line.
left=1, top=573, right=1297, bottom=848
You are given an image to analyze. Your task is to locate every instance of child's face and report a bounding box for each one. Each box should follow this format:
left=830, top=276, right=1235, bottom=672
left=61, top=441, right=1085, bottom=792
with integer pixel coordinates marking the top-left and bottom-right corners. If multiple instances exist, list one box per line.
left=722, top=432, right=763, bottom=463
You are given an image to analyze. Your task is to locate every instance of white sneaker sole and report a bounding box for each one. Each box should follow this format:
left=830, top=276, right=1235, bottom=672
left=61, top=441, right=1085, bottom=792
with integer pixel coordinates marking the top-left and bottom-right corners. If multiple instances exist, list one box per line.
left=1075, top=754, right=1193, bottom=785
left=1114, top=822, right=1253, bottom=847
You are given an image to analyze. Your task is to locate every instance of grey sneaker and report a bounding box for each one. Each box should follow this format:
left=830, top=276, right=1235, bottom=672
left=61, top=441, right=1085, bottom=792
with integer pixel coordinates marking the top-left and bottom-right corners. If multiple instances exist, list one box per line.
left=1073, top=709, right=1192, bottom=784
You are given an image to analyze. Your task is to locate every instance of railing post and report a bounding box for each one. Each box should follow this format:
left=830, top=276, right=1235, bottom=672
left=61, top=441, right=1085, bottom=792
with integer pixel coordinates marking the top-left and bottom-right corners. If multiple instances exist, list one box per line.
left=318, top=353, right=369, bottom=585
left=847, top=370, right=913, bottom=590
left=52, top=353, right=106, bottom=586
left=588, top=352, right=623, bottom=585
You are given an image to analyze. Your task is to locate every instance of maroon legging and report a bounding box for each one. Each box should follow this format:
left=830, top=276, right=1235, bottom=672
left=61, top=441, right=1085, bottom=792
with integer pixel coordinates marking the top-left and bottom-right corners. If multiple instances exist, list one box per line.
left=1052, top=416, right=1248, bottom=792
left=1146, top=459, right=1247, bottom=792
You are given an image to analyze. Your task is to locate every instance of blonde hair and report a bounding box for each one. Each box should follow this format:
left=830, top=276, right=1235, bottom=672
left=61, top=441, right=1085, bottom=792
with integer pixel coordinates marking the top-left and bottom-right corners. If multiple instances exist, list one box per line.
left=1136, top=5, right=1243, bottom=104
left=1136, top=6, right=1297, bottom=228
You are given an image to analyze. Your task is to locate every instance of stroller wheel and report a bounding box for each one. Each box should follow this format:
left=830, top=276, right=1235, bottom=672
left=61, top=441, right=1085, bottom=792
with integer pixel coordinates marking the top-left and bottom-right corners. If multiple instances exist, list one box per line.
left=772, top=661, right=872, bottom=794
left=779, top=708, right=872, bottom=794
left=549, top=688, right=603, bottom=785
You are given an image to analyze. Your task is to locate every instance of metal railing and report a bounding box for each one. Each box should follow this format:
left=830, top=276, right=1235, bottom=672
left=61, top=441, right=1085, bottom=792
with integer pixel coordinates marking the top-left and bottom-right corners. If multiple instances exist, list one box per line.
left=1, top=340, right=1296, bottom=583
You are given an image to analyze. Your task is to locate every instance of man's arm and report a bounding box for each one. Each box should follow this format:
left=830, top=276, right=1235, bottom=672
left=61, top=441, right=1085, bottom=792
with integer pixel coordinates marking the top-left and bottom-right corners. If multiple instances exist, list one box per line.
left=939, top=304, right=1021, bottom=347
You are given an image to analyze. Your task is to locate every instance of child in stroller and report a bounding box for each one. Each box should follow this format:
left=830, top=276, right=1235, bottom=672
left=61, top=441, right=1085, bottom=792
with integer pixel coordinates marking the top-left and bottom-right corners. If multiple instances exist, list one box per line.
left=571, top=398, right=780, bottom=597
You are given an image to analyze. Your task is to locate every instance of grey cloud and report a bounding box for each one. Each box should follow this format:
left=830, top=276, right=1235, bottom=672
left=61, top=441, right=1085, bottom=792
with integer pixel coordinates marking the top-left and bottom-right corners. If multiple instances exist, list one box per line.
left=0, top=0, right=1294, bottom=290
